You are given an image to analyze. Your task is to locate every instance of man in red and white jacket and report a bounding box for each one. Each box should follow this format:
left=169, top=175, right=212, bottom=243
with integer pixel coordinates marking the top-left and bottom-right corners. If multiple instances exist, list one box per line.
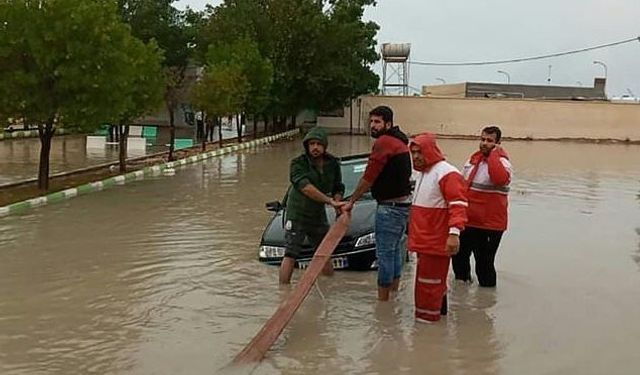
left=408, top=133, right=468, bottom=323
left=452, top=126, right=512, bottom=287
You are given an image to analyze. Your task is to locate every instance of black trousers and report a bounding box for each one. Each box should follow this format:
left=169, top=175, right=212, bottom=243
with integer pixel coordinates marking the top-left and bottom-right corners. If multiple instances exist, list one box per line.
left=452, top=227, right=504, bottom=287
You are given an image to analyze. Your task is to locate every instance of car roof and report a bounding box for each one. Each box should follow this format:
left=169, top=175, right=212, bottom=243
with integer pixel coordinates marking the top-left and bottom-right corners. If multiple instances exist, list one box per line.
left=339, top=153, right=369, bottom=163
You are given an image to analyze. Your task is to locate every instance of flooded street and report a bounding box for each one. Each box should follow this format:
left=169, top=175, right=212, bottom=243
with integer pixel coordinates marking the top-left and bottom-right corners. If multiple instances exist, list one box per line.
left=0, top=127, right=241, bottom=185
left=1, top=135, right=639, bottom=374
left=0, top=136, right=148, bottom=185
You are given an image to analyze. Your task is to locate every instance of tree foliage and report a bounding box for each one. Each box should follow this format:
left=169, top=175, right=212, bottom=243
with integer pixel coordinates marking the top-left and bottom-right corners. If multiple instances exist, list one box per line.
left=112, top=38, right=165, bottom=173
left=205, top=38, right=273, bottom=119
left=1, top=0, right=133, bottom=130
left=0, top=0, right=163, bottom=189
left=315, top=0, right=380, bottom=110
left=117, top=0, right=199, bottom=160
left=192, top=64, right=249, bottom=118
left=114, top=39, right=165, bottom=126
left=198, top=0, right=379, bottom=119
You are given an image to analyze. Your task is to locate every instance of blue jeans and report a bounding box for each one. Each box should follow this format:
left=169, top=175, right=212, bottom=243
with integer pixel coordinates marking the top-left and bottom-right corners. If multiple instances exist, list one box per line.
left=375, top=205, right=409, bottom=287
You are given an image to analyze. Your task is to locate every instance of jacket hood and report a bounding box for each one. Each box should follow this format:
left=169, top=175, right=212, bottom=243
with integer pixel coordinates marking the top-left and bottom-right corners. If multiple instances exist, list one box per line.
left=385, top=126, right=409, bottom=144
left=410, top=133, right=445, bottom=171
left=469, top=146, right=510, bottom=165
left=303, top=127, right=329, bottom=150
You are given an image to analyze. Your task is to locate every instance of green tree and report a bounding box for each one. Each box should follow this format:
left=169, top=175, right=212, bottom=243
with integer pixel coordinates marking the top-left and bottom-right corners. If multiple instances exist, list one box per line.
left=0, top=0, right=152, bottom=190
left=111, top=39, right=164, bottom=173
left=206, top=38, right=273, bottom=141
left=265, top=0, right=325, bottom=122
left=196, top=0, right=272, bottom=61
left=191, top=64, right=249, bottom=144
left=117, top=0, right=198, bottom=161
left=199, top=1, right=273, bottom=136
left=313, top=0, right=379, bottom=112
left=198, top=0, right=379, bottom=129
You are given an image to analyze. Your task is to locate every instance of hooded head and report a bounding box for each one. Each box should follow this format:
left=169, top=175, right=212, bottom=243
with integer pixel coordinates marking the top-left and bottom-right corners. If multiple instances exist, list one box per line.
left=409, top=133, right=445, bottom=171
left=303, top=126, right=329, bottom=159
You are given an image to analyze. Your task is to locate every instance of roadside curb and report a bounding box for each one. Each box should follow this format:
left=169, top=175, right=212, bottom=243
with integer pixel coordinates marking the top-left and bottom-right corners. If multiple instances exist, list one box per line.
left=0, top=129, right=299, bottom=217
left=0, top=128, right=68, bottom=141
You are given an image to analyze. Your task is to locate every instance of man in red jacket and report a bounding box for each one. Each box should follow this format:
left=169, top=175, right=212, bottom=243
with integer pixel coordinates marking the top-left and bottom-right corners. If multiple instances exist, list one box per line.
left=408, top=133, right=467, bottom=323
left=344, top=106, right=412, bottom=301
left=452, top=126, right=512, bottom=287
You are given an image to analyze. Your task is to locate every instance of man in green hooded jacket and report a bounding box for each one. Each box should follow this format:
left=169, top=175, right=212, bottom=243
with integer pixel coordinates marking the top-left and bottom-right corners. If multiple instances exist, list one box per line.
left=280, top=127, right=346, bottom=284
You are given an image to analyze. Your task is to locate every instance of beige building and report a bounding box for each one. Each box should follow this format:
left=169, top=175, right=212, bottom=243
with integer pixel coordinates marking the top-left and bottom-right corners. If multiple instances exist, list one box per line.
left=317, top=95, right=640, bottom=142
left=422, top=78, right=607, bottom=100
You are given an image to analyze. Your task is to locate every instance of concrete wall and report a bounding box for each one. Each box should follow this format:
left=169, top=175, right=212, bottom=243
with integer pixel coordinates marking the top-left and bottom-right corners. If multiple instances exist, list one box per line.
left=465, top=79, right=605, bottom=100
left=421, top=83, right=467, bottom=98
left=422, top=78, right=606, bottom=100
left=318, top=95, right=640, bottom=141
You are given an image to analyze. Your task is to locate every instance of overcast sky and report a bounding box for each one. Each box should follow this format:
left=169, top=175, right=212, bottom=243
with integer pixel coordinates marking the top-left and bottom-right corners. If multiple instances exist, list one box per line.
left=176, top=0, right=640, bottom=96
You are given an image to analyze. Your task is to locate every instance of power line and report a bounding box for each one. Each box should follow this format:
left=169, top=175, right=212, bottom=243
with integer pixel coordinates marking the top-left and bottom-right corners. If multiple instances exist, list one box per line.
left=409, top=36, right=640, bottom=67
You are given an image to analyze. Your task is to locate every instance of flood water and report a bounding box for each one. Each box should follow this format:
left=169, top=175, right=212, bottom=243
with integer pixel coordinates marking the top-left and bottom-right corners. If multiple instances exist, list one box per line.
left=1, top=135, right=639, bottom=375
left=0, top=127, right=242, bottom=185
left=0, top=136, right=148, bottom=185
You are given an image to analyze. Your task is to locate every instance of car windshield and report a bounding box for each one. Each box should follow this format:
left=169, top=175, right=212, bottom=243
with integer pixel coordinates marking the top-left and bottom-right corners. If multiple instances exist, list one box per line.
left=340, top=156, right=370, bottom=199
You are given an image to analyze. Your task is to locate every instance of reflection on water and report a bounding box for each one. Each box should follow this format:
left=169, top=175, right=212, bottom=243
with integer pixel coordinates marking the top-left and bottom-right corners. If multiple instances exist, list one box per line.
left=1, top=136, right=640, bottom=374
left=634, top=228, right=640, bottom=271
left=636, top=192, right=640, bottom=271
left=0, top=136, right=150, bottom=185
left=0, top=128, right=254, bottom=185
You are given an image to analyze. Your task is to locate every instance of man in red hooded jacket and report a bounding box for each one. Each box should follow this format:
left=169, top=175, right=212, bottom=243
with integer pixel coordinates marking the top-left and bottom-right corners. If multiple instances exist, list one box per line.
left=408, top=133, right=468, bottom=323
left=452, top=126, right=512, bottom=287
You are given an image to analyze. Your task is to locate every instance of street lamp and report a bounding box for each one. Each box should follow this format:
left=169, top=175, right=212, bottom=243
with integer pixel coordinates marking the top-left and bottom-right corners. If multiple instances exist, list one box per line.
left=497, top=70, right=511, bottom=84
left=547, top=65, right=552, bottom=85
left=593, top=60, right=608, bottom=79
left=435, top=77, right=446, bottom=84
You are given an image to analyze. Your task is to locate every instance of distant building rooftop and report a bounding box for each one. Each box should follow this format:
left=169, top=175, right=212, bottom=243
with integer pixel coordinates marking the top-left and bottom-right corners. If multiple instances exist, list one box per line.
left=422, top=78, right=607, bottom=101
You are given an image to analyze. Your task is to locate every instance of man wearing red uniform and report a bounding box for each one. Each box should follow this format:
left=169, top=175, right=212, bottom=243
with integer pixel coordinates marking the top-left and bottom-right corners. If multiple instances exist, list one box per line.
left=452, top=126, right=512, bottom=287
left=408, top=133, right=467, bottom=322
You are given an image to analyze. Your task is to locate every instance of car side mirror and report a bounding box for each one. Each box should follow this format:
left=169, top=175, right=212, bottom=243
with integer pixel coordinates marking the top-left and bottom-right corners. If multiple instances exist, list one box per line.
left=266, top=201, right=283, bottom=212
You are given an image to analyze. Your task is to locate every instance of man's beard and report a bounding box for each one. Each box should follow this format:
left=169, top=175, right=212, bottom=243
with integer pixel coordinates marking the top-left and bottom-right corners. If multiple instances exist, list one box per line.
left=307, top=147, right=323, bottom=159
left=371, top=128, right=386, bottom=138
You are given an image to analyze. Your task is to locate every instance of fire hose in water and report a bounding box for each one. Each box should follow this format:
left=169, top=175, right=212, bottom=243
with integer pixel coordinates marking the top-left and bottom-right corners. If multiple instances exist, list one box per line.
left=233, top=213, right=351, bottom=364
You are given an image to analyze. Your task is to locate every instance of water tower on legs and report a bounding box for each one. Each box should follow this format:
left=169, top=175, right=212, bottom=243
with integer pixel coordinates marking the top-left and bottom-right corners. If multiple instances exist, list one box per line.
left=381, top=43, right=411, bottom=96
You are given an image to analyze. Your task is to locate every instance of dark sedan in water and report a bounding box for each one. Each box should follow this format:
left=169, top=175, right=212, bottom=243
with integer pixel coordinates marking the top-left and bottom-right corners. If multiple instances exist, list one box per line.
left=258, top=154, right=407, bottom=270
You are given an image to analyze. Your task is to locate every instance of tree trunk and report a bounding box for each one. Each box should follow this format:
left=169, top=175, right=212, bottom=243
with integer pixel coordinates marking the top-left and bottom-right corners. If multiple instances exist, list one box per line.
left=209, top=118, right=214, bottom=142
left=349, top=100, right=353, bottom=135
left=263, top=115, right=269, bottom=136
left=272, top=115, right=278, bottom=134
left=217, top=116, right=223, bottom=146
left=37, top=118, right=56, bottom=191
left=196, top=114, right=204, bottom=140
left=61, top=137, right=68, bottom=164
left=118, top=122, right=129, bottom=174
left=236, top=114, right=243, bottom=143
left=168, top=106, right=176, bottom=161
left=201, top=113, right=208, bottom=152
left=291, top=115, right=297, bottom=130
left=253, top=115, right=258, bottom=140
